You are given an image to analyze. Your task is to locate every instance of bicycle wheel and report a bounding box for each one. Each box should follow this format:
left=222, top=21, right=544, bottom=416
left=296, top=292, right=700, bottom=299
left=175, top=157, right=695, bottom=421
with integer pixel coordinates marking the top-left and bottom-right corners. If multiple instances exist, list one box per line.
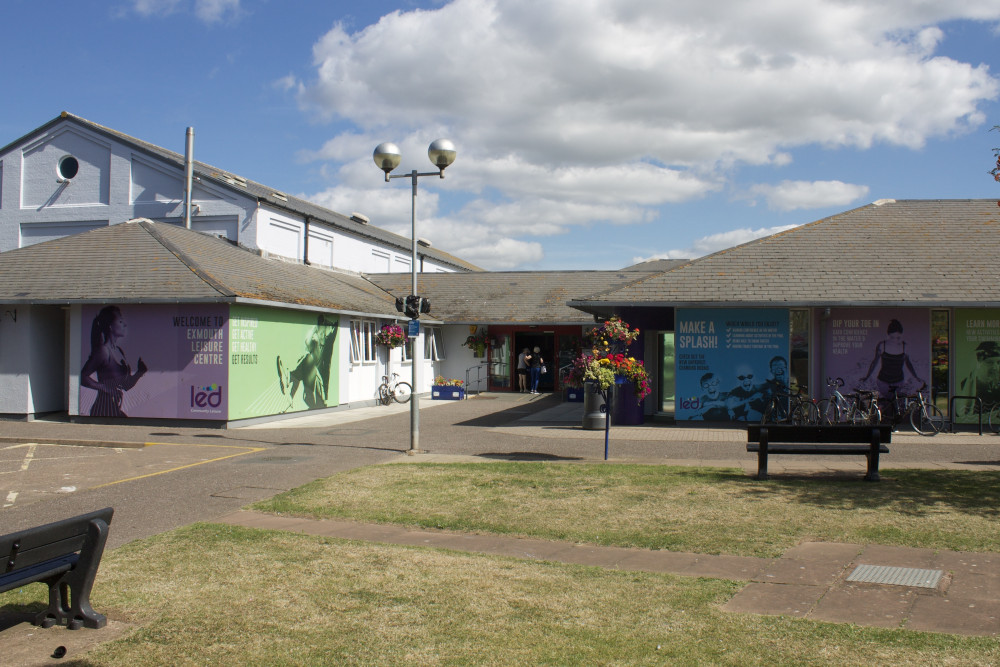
left=378, top=385, right=392, bottom=406
left=816, top=399, right=832, bottom=425
left=392, top=381, right=412, bottom=404
left=910, top=403, right=943, bottom=436
left=762, top=399, right=789, bottom=424
left=792, top=402, right=818, bottom=425
left=989, top=404, right=1000, bottom=434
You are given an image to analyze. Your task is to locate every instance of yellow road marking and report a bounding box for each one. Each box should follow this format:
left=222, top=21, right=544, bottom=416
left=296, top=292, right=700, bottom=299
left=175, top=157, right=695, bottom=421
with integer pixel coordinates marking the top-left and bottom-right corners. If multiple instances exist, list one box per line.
left=19, top=444, right=37, bottom=471
left=90, top=442, right=267, bottom=489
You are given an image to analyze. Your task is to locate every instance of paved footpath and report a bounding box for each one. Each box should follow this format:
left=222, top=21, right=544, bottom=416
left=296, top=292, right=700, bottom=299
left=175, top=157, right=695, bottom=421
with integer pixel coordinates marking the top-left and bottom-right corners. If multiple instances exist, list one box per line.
left=2, top=393, right=999, bottom=663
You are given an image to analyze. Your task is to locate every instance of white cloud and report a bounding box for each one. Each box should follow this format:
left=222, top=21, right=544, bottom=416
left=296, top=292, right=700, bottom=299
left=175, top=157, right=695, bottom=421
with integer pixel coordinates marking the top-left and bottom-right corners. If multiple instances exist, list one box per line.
left=195, top=0, right=239, bottom=23
left=125, top=0, right=238, bottom=23
left=129, top=0, right=182, bottom=17
left=749, top=180, right=871, bottom=211
left=295, top=0, right=1000, bottom=269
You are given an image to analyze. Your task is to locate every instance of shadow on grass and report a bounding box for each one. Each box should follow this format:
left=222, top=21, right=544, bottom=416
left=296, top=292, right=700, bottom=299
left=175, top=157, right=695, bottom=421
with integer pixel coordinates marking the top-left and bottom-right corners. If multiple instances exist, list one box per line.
left=478, top=452, right=584, bottom=461
left=722, top=468, right=1000, bottom=518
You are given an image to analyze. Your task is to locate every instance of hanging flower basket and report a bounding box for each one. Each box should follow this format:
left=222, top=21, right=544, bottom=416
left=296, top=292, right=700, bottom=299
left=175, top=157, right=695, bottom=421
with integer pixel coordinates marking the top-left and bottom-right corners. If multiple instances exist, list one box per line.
left=375, top=323, right=406, bottom=348
left=567, top=317, right=650, bottom=404
left=463, top=328, right=490, bottom=357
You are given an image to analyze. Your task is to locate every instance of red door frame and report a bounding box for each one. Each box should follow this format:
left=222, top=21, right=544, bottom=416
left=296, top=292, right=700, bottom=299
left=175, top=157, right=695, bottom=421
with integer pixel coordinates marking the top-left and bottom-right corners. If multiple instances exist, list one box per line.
left=488, top=325, right=584, bottom=392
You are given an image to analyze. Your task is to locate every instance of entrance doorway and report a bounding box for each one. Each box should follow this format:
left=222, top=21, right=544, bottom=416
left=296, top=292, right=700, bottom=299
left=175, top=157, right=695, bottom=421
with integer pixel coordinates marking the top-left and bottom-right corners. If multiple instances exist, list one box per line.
left=514, top=332, right=555, bottom=393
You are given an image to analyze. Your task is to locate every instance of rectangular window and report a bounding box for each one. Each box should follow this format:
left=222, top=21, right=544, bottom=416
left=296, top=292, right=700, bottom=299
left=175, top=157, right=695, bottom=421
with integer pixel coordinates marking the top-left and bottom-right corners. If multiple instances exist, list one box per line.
left=401, top=336, right=413, bottom=362
left=424, top=327, right=445, bottom=361
left=931, top=310, right=949, bottom=414
left=790, top=309, right=810, bottom=396
left=362, top=320, right=377, bottom=362
left=350, top=320, right=362, bottom=364
left=371, top=250, right=390, bottom=272
left=350, top=319, right=378, bottom=364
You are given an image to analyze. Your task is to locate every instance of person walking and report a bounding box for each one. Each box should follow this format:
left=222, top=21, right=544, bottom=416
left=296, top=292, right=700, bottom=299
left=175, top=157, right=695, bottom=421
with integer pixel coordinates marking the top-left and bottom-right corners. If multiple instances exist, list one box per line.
left=528, top=346, right=544, bottom=394
left=516, top=347, right=530, bottom=392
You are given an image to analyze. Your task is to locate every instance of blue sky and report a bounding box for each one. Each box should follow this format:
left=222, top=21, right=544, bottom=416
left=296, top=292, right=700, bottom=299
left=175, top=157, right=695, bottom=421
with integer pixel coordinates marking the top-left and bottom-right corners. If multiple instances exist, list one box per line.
left=4, top=0, right=1000, bottom=270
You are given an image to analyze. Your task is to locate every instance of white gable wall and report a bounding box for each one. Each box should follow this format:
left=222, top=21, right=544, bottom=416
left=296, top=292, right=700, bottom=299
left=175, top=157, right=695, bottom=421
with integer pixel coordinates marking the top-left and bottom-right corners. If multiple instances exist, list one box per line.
left=0, top=119, right=257, bottom=252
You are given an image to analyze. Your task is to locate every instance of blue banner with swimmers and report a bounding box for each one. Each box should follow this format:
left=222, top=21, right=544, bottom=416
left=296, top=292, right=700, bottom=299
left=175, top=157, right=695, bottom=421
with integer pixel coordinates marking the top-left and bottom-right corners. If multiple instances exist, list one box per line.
left=675, top=308, right=789, bottom=421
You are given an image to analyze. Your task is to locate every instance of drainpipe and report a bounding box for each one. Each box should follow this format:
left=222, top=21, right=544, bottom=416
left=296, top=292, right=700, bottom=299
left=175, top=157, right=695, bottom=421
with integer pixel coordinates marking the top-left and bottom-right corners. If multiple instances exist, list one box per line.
left=303, top=215, right=310, bottom=265
left=183, top=127, right=194, bottom=229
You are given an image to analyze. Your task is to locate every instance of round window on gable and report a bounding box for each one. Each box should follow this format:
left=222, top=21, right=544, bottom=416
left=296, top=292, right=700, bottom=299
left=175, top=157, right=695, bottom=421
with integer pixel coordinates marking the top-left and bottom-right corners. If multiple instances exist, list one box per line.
left=57, top=155, right=79, bottom=180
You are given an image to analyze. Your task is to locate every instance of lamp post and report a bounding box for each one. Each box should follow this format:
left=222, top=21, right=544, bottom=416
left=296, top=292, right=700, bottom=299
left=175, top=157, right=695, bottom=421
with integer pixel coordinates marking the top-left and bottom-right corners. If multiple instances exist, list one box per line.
left=373, top=139, right=457, bottom=455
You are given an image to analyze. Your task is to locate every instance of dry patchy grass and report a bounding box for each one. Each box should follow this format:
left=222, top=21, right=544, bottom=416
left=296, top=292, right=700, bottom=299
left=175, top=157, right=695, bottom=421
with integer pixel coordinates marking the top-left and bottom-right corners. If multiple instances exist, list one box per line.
left=253, top=463, right=1000, bottom=558
left=4, top=524, right=998, bottom=666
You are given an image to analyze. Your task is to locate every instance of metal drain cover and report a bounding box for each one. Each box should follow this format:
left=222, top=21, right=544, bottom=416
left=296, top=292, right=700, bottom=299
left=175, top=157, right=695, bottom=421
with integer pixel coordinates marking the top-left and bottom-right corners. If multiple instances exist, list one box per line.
left=846, top=564, right=943, bottom=589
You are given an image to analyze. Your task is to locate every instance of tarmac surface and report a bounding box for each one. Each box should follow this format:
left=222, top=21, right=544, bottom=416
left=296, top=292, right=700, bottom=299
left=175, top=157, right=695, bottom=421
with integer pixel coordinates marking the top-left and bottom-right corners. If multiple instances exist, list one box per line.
left=2, top=392, right=999, bottom=663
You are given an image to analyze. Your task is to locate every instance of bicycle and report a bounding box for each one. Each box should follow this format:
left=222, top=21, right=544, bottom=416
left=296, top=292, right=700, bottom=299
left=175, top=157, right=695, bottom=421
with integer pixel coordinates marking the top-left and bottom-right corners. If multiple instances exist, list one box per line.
left=818, top=377, right=881, bottom=425
left=882, top=383, right=943, bottom=436
left=377, top=372, right=412, bottom=405
left=761, top=388, right=819, bottom=425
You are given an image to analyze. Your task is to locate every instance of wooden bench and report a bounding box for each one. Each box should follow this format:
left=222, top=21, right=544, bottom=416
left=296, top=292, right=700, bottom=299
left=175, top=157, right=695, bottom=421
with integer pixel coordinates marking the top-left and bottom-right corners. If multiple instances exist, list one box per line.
left=746, top=425, right=890, bottom=481
left=0, top=507, right=114, bottom=630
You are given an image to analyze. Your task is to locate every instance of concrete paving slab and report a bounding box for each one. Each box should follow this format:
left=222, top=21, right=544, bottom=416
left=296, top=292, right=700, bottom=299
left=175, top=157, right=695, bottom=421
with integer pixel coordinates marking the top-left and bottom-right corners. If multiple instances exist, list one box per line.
left=676, top=554, right=771, bottom=580
left=934, top=550, right=1000, bottom=571
left=722, top=583, right=825, bottom=617
left=780, top=542, right=862, bottom=561
left=906, top=595, right=1000, bottom=636
left=808, top=583, right=917, bottom=628
left=943, top=572, right=1000, bottom=601
left=857, top=544, right=941, bottom=569
left=614, top=549, right=702, bottom=573
left=545, top=544, right=630, bottom=569
left=756, top=557, right=852, bottom=586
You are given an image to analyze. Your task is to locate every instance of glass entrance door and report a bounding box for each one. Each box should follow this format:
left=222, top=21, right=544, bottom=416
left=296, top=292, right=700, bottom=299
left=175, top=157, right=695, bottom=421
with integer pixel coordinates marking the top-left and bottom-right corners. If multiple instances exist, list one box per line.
left=659, top=332, right=676, bottom=416
left=488, top=334, right=511, bottom=391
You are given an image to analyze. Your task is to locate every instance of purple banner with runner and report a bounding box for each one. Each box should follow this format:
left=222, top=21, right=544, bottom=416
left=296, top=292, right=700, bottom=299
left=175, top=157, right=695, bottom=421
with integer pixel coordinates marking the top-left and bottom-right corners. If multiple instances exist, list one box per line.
left=79, top=304, right=228, bottom=420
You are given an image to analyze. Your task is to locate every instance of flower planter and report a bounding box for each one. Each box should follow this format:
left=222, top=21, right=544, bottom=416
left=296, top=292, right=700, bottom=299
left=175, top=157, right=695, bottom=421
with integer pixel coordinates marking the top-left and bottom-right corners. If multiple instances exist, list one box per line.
left=431, top=386, right=465, bottom=400
left=613, top=380, right=645, bottom=425
left=582, top=381, right=610, bottom=430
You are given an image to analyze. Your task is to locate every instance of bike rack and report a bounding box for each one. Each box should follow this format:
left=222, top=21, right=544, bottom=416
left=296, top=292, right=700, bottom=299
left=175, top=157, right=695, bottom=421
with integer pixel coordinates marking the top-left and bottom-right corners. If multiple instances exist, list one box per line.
left=949, top=395, right=983, bottom=435
left=464, top=362, right=489, bottom=398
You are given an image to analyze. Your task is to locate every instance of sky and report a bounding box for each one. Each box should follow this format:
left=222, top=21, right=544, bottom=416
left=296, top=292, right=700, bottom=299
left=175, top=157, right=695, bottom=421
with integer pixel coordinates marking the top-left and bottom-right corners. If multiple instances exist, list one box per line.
left=4, top=0, right=1000, bottom=270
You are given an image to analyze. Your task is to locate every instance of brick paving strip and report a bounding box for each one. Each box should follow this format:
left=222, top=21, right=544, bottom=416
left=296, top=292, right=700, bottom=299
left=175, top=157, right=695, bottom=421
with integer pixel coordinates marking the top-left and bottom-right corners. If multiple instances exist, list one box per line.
left=219, top=509, right=1000, bottom=637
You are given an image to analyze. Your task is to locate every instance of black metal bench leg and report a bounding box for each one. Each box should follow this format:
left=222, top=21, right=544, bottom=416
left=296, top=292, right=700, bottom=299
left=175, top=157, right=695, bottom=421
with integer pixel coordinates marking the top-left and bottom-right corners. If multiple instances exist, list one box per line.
left=757, top=428, right=769, bottom=480
left=34, top=518, right=110, bottom=630
left=865, top=428, right=881, bottom=482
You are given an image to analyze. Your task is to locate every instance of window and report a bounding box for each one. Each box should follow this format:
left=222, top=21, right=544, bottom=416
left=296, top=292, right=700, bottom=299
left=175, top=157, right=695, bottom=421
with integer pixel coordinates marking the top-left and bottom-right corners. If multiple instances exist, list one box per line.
left=57, top=155, right=79, bottom=180
left=350, top=319, right=377, bottom=364
left=400, top=336, right=413, bottom=362
left=790, top=309, right=809, bottom=395
left=371, top=250, right=390, bottom=272
left=425, top=327, right=445, bottom=361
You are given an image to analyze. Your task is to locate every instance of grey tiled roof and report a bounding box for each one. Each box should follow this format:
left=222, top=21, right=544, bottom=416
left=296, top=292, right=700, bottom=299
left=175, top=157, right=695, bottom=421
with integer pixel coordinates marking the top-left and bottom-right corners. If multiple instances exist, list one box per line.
left=3, top=112, right=482, bottom=273
left=573, top=199, right=1000, bottom=308
left=619, top=258, right=691, bottom=272
left=368, top=270, right=658, bottom=324
left=0, top=220, right=400, bottom=316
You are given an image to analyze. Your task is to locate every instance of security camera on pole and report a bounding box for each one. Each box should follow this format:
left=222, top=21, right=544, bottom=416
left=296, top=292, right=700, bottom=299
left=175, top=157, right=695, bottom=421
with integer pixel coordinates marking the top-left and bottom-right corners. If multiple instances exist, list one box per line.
left=374, top=139, right=456, bottom=455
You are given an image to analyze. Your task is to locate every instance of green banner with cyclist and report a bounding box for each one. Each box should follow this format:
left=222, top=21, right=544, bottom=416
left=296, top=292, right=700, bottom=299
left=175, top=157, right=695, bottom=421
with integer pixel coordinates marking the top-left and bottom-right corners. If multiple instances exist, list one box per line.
left=954, top=309, right=1000, bottom=423
left=675, top=308, right=789, bottom=421
left=227, top=305, right=340, bottom=420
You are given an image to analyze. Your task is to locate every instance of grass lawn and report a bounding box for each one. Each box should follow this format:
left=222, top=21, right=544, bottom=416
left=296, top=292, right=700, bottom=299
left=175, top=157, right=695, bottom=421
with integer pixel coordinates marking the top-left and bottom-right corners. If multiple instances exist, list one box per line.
left=4, top=462, right=999, bottom=664
left=252, top=463, right=1000, bottom=558
left=3, top=523, right=998, bottom=666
